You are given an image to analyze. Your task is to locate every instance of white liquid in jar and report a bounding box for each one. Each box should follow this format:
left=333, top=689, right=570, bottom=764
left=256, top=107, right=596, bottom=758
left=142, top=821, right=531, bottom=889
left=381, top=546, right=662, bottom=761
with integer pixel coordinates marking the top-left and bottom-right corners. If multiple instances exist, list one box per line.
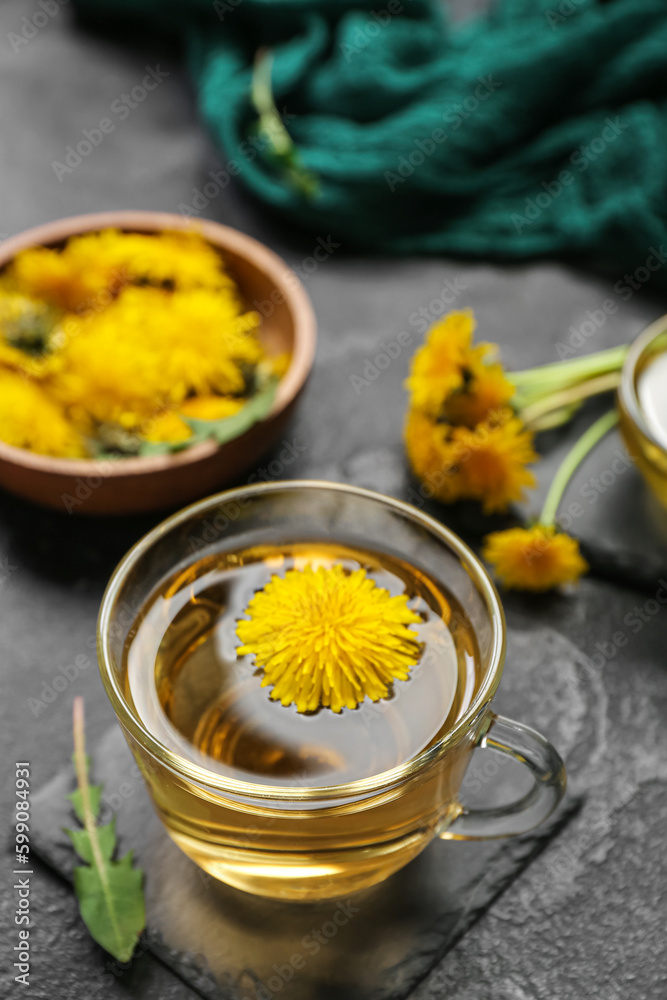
left=637, top=351, right=667, bottom=450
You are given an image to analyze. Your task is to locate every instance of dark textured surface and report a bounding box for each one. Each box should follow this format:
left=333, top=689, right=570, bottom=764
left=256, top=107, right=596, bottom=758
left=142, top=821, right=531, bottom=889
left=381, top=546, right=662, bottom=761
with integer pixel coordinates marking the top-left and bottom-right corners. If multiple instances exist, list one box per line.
left=1, top=1, right=667, bottom=998
left=28, top=633, right=584, bottom=1000
left=413, top=586, right=667, bottom=1000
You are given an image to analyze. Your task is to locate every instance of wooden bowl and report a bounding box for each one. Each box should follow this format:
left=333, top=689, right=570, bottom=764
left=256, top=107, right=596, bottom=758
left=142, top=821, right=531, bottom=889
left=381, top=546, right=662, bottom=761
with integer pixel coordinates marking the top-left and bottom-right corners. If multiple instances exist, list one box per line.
left=0, top=212, right=316, bottom=515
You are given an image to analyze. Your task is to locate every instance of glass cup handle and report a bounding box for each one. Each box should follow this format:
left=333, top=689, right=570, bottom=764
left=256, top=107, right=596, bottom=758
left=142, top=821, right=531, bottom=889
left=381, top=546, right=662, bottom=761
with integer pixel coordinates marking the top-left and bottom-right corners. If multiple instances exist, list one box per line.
left=441, top=712, right=567, bottom=841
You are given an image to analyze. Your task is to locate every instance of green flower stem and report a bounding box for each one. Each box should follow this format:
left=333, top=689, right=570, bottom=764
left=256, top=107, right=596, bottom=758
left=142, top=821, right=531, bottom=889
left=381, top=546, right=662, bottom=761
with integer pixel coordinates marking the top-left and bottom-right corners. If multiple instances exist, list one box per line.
left=510, top=344, right=628, bottom=390
left=520, top=371, right=621, bottom=430
left=251, top=50, right=293, bottom=158
left=72, top=697, right=123, bottom=955
left=507, top=344, right=627, bottom=431
left=539, top=409, right=619, bottom=527
left=251, top=49, right=318, bottom=198
left=72, top=699, right=103, bottom=870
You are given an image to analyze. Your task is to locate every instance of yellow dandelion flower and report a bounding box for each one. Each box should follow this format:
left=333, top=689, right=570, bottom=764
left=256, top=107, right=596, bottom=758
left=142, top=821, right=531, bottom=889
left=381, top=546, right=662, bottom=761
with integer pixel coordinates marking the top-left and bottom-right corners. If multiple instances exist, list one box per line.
left=404, top=310, right=475, bottom=417
left=482, top=525, right=588, bottom=591
left=0, top=229, right=272, bottom=458
left=141, top=410, right=192, bottom=444
left=0, top=370, right=87, bottom=458
left=444, top=353, right=514, bottom=428
left=404, top=408, right=464, bottom=503
left=6, top=243, right=114, bottom=313
left=180, top=396, right=245, bottom=421
left=0, top=292, right=63, bottom=381
left=270, top=351, right=291, bottom=380
left=51, top=286, right=262, bottom=428
left=482, top=412, right=613, bottom=591
left=405, top=308, right=516, bottom=426
left=141, top=396, right=246, bottom=444
left=0, top=339, right=48, bottom=380
left=5, top=230, right=232, bottom=312
left=236, top=564, right=422, bottom=713
left=105, top=230, right=234, bottom=291
left=0, top=291, right=57, bottom=351
left=453, top=414, right=537, bottom=513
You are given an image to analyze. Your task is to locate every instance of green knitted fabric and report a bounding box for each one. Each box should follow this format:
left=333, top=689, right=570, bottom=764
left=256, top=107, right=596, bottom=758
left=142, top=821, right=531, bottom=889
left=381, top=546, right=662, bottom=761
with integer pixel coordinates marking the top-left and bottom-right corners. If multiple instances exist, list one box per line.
left=73, top=0, right=667, bottom=263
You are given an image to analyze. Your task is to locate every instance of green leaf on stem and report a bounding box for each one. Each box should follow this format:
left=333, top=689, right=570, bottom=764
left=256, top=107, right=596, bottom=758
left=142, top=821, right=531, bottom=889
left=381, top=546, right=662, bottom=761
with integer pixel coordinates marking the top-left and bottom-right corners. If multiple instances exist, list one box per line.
left=66, top=783, right=101, bottom=824
left=137, top=376, right=278, bottom=457
left=251, top=49, right=319, bottom=200
left=65, top=697, right=145, bottom=964
left=184, top=376, right=278, bottom=445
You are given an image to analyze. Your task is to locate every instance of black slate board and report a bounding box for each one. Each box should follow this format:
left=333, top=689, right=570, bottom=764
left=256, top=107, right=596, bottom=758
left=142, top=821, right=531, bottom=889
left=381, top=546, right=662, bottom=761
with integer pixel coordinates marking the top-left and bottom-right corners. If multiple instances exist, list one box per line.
left=29, top=626, right=587, bottom=1000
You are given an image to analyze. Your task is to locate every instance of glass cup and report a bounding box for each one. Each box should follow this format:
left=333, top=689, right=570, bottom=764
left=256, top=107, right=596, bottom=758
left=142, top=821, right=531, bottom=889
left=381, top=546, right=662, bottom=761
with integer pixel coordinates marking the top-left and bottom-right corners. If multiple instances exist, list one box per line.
left=98, top=482, right=566, bottom=901
left=618, top=313, right=667, bottom=508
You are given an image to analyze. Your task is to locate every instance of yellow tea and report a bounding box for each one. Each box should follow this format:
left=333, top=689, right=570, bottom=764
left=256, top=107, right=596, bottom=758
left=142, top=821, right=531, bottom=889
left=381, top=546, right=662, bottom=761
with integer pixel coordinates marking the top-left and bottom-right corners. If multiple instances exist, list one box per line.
left=125, top=542, right=478, bottom=781
left=100, top=483, right=566, bottom=900
left=121, top=540, right=482, bottom=899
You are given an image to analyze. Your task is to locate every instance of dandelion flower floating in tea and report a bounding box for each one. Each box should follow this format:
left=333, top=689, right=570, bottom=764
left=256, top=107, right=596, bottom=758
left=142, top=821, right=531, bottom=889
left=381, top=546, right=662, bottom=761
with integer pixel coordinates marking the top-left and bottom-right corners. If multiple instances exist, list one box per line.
left=236, top=564, right=423, bottom=713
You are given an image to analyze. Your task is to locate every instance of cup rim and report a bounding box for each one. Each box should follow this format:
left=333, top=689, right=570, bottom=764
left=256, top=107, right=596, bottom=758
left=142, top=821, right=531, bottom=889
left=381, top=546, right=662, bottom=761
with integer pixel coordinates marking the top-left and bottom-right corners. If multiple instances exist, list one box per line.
left=98, top=481, right=506, bottom=801
left=619, top=312, right=667, bottom=454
